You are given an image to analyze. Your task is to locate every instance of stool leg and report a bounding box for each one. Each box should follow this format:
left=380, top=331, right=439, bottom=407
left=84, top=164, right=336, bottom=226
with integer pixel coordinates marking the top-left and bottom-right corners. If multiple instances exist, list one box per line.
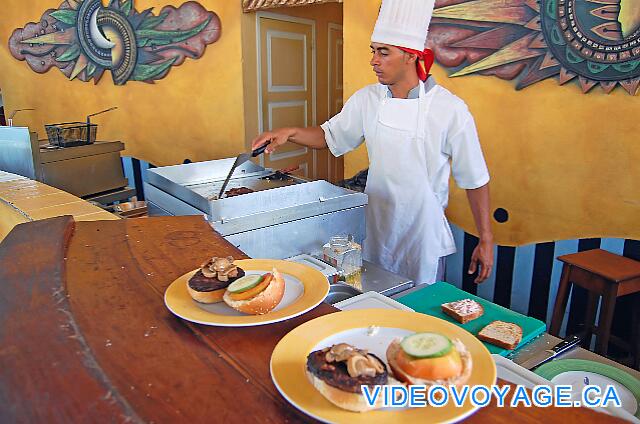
left=582, top=291, right=599, bottom=349
left=632, top=294, right=640, bottom=370
left=550, top=265, right=572, bottom=336
left=595, top=284, right=618, bottom=356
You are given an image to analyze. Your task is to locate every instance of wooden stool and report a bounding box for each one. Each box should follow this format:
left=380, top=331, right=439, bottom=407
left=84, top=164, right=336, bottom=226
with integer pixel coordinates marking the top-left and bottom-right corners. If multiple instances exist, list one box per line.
left=549, top=249, right=640, bottom=363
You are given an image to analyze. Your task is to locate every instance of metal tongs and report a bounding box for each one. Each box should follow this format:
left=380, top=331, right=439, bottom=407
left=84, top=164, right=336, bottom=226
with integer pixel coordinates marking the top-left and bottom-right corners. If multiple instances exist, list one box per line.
left=217, top=141, right=271, bottom=199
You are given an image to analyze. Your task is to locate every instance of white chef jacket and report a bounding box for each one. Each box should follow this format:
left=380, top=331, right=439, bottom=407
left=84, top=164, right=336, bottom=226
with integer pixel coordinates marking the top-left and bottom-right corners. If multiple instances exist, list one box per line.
left=321, top=76, right=490, bottom=261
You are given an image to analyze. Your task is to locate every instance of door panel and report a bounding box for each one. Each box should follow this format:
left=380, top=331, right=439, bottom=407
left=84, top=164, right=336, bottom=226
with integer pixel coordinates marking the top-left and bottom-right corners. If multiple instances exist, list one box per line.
left=259, top=17, right=315, bottom=178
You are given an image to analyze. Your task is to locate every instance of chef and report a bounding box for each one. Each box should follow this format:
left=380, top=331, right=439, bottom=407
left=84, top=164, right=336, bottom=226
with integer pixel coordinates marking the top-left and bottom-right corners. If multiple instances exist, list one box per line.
left=251, top=0, right=493, bottom=285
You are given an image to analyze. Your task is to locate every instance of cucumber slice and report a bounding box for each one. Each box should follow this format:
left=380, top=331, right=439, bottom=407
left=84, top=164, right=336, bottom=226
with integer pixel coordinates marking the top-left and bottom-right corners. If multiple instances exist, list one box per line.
left=227, top=274, right=263, bottom=293
left=400, top=333, right=453, bottom=358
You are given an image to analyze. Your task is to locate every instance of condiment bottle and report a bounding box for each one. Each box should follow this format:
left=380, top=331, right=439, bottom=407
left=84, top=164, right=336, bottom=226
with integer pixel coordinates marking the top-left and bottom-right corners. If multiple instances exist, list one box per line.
left=323, top=235, right=362, bottom=290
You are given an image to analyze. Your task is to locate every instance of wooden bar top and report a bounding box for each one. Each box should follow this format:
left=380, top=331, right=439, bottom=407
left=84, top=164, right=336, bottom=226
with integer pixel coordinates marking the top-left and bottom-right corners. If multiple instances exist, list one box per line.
left=0, top=216, right=627, bottom=423
left=0, top=170, right=118, bottom=243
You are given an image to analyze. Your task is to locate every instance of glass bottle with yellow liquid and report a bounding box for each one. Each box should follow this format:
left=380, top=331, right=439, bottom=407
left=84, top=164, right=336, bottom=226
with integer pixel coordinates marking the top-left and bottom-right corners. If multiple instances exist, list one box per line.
left=322, top=235, right=362, bottom=290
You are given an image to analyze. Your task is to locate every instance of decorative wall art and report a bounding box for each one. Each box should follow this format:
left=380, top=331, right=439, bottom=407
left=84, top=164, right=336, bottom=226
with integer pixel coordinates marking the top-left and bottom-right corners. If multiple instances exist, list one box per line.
left=9, top=0, right=221, bottom=85
left=429, top=0, right=640, bottom=95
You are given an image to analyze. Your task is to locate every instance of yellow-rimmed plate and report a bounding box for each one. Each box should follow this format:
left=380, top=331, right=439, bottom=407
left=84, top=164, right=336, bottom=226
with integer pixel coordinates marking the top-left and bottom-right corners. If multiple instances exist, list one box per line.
left=270, top=309, right=497, bottom=423
left=164, top=259, right=329, bottom=326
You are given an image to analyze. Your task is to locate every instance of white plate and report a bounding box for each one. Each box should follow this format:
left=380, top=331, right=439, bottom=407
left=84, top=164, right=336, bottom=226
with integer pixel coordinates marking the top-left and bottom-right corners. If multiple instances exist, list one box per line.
left=270, top=309, right=497, bottom=424
left=492, top=354, right=551, bottom=388
left=494, top=356, right=639, bottom=423
left=286, top=253, right=338, bottom=279
left=334, top=291, right=414, bottom=312
left=551, top=371, right=638, bottom=416
left=164, top=259, right=329, bottom=327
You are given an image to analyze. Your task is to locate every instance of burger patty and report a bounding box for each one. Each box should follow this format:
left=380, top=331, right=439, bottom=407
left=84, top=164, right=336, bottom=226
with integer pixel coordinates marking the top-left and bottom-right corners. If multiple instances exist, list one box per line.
left=306, top=349, right=388, bottom=393
left=225, top=187, right=254, bottom=197
left=188, top=268, right=245, bottom=292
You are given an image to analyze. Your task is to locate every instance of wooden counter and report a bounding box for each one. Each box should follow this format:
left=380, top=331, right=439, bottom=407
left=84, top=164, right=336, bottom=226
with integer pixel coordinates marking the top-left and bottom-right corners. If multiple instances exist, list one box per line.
left=0, top=215, right=626, bottom=423
left=0, top=170, right=117, bottom=242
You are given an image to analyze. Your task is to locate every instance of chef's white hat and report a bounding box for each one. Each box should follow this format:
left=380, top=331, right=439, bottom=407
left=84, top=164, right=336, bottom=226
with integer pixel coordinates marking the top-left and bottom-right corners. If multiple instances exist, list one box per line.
left=371, top=0, right=436, bottom=51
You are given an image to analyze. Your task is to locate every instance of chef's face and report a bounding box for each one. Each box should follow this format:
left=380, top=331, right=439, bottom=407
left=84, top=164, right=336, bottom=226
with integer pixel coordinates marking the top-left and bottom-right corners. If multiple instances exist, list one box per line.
left=370, top=42, right=416, bottom=85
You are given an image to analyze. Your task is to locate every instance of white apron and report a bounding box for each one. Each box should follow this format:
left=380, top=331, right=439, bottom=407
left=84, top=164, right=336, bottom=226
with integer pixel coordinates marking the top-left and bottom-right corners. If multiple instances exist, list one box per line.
left=363, top=80, right=446, bottom=284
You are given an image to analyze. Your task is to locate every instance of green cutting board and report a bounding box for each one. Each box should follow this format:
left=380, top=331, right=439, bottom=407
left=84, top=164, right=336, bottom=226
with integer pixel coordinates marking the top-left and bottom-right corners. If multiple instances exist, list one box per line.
left=396, top=282, right=546, bottom=356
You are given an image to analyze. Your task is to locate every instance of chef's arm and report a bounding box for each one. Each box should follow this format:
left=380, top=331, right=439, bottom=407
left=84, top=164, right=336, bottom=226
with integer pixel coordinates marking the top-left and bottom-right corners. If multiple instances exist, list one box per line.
left=465, top=183, right=494, bottom=283
left=251, top=126, right=327, bottom=154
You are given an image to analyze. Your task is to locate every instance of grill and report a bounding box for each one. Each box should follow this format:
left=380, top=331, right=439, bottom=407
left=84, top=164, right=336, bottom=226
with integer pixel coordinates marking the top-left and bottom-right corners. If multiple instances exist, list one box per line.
left=144, top=158, right=368, bottom=259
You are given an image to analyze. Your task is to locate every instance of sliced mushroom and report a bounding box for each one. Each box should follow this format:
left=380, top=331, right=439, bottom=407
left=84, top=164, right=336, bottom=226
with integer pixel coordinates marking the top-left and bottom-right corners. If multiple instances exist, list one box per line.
left=325, top=343, right=356, bottom=363
left=201, top=266, right=216, bottom=278
left=366, top=354, right=384, bottom=374
left=347, top=354, right=377, bottom=378
left=212, top=257, right=234, bottom=272
left=199, top=256, right=239, bottom=280
left=217, top=258, right=238, bottom=278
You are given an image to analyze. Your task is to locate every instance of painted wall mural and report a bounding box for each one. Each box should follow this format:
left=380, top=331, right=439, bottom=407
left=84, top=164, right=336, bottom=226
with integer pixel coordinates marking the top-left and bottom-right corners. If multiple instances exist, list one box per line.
left=8, top=0, right=221, bottom=85
left=429, top=0, right=640, bottom=95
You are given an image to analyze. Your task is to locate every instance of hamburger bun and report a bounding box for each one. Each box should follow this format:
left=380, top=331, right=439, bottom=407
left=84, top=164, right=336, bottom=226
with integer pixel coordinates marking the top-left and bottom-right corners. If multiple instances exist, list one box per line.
left=306, top=346, right=404, bottom=412
left=305, top=369, right=394, bottom=412
left=186, top=284, right=226, bottom=304
left=187, top=258, right=244, bottom=304
left=386, top=338, right=472, bottom=387
left=223, top=268, right=285, bottom=315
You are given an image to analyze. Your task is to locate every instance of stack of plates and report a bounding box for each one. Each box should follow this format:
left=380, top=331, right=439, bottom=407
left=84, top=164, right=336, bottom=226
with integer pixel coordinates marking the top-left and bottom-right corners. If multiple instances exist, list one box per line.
left=334, top=291, right=414, bottom=311
left=494, top=355, right=639, bottom=423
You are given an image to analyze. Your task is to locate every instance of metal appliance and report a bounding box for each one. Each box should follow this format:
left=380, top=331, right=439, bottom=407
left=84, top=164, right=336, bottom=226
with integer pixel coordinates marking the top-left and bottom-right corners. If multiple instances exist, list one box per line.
left=218, top=141, right=270, bottom=199
left=144, top=158, right=368, bottom=260
left=0, top=126, right=133, bottom=202
left=518, top=335, right=581, bottom=370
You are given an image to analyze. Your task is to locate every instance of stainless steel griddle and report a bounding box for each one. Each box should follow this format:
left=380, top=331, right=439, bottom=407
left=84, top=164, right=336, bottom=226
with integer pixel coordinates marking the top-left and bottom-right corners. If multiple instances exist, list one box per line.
left=144, top=158, right=368, bottom=259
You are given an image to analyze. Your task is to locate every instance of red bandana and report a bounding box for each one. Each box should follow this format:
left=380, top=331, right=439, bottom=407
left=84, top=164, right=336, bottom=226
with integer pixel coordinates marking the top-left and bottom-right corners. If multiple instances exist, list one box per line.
left=396, top=47, right=435, bottom=82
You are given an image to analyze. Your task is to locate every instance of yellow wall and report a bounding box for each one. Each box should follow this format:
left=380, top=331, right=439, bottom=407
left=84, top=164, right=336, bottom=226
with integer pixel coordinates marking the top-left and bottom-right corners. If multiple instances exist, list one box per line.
left=0, top=0, right=246, bottom=167
left=342, top=0, right=640, bottom=246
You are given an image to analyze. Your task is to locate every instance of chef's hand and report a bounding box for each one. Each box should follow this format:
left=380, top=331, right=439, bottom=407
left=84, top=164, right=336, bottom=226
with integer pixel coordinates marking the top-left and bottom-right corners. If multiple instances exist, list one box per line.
left=251, top=128, right=296, bottom=154
left=468, top=238, right=493, bottom=284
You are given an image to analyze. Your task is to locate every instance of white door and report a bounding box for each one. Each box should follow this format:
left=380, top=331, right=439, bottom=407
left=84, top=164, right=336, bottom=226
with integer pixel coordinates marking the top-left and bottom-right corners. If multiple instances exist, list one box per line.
left=258, top=15, right=316, bottom=178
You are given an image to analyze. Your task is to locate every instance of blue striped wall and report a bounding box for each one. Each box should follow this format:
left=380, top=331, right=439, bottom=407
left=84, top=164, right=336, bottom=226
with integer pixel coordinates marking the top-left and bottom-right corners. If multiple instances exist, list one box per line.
left=445, top=224, right=640, bottom=344
left=121, top=156, right=156, bottom=201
